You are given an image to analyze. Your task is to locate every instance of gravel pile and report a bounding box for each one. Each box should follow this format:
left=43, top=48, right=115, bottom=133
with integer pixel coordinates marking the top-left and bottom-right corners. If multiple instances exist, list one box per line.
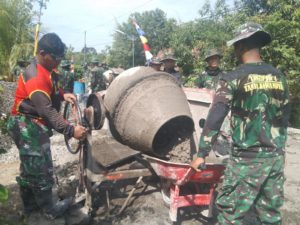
left=0, top=131, right=17, bottom=163
left=0, top=132, right=78, bottom=166
left=0, top=81, right=16, bottom=115
left=0, top=81, right=16, bottom=155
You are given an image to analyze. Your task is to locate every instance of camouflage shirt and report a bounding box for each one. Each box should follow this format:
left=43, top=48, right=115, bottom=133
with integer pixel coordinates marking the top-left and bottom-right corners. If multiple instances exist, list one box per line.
left=164, top=68, right=182, bottom=85
left=13, top=66, right=26, bottom=80
left=197, top=67, right=223, bottom=90
left=60, top=69, right=74, bottom=93
left=198, top=62, right=290, bottom=158
left=90, top=66, right=106, bottom=92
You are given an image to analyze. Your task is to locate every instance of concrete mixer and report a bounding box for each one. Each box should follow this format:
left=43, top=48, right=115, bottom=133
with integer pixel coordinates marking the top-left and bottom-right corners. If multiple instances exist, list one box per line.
left=63, top=66, right=229, bottom=222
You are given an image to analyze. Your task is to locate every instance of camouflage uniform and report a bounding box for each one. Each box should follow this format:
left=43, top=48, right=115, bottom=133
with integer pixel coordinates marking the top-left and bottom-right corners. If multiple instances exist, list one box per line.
left=217, top=155, right=284, bottom=225
left=166, top=69, right=182, bottom=84
left=149, top=56, right=162, bottom=71
left=197, top=67, right=223, bottom=90
left=13, top=65, right=25, bottom=80
left=90, top=62, right=106, bottom=92
left=197, top=49, right=223, bottom=90
left=7, top=115, right=54, bottom=191
left=160, top=50, right=183, bottom=84
left=7, top=55, right=74, bottom=217
left=13, top=59, right=30, bottom=81
left=197, top=23, right=290, bottom=224
left=60, top=70, right=74, bottom=92
left=60, top=61, right=74, bottom=93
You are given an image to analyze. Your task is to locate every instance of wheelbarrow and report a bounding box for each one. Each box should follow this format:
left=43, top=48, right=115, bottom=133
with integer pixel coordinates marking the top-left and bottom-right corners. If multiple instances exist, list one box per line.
left=144, top=155, right=225, bottom=222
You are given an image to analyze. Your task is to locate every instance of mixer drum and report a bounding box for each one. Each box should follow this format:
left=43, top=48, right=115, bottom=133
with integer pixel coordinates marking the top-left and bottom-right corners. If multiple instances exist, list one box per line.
left=104, top=66, right=194, bottom=156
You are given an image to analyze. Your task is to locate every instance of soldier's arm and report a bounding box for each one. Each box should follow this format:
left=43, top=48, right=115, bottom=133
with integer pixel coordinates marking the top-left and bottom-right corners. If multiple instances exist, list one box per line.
left=30, top=92, right=74, bottom=138
left=197, top=79, right=234, bottom=158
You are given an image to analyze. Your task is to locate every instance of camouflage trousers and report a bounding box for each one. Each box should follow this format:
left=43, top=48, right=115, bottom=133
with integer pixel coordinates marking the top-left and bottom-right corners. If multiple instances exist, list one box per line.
left=216, top=154, right=285, bottom=225
left=7, top=115, right=54, bottom=191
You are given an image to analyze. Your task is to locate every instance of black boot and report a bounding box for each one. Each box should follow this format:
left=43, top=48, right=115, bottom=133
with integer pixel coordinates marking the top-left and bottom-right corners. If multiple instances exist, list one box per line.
left=34, top=189, right=73, bottom=220
left=19, top=186, right=39, bottom=216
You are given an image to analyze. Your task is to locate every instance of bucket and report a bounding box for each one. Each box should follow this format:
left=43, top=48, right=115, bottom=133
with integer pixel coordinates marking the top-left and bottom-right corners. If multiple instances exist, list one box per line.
left=104, top=66, right=194, bottom=156
left=73, top=81, right=85, bottom=94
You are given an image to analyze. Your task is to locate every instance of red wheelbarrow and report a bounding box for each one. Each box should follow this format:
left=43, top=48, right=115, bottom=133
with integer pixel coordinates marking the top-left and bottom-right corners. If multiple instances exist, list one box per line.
left=144, top=155, right=225, bottom=222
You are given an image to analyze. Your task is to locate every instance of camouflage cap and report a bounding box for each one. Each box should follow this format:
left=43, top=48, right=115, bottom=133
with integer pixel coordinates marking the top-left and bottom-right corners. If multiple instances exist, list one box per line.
left=150, top=56, right=162, bottom=65
left=204, top=49, right=222, bottom=61
left=160, top=53, right=177, bottom=62
left=227, top=22, right=271, bottom=47
left=227, top=22, right=272, bottom=47
left=60, top=60, right=71, bottom=67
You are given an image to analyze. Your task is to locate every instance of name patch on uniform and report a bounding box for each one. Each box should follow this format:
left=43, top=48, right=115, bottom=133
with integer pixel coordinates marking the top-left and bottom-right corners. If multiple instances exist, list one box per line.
left=244, top=74, right=284, bottom=92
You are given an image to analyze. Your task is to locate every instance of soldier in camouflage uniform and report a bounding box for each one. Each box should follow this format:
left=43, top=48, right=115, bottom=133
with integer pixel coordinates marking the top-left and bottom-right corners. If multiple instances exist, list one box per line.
left=191, top=22, right=290, bottom=225
left=89, top=58, right=106, bottom=93
left=59, top=60, right=74, bottom=93
left=13, top=59, right=31, bottom=81
left=161, top=52, right=182, bottom=84
left=149, top=56, right=162, bottom=71
left=197, top=49, right=223, bottom=90
left=7, top=33, right=87, bottom=219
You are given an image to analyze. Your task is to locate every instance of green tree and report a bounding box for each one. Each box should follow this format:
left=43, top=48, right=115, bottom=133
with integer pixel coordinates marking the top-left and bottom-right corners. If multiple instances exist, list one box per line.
left=0, top=0, right=35, bottom=80
left=170, top=0, right=234, bottom=77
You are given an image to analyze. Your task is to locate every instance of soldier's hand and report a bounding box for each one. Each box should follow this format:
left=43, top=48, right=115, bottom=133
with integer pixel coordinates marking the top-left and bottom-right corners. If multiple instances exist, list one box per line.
left=73, top=125, right=87, bottom=140
left=190, top=157, right=206, bottom=171
left=63, top=93, right=76, bottom=104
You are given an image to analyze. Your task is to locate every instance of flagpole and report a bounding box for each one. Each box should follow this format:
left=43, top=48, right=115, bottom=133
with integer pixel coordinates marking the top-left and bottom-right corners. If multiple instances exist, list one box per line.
left=33, top=0, right=44, bottom=56
left=115, top=29, right=135, bottom=67
left=132, top=37, right=135, bottom=67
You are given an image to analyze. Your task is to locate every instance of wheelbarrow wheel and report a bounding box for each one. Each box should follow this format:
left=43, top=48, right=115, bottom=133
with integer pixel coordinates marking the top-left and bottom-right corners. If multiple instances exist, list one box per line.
left=160, top=178, right=171, bottom=206
left=63, top=100, right=83, bottom=154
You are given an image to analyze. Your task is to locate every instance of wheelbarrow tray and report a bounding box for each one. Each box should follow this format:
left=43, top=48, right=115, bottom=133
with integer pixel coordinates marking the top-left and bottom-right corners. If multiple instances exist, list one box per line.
left=144, top=155, right=226, bottom=222
left=144, top=155, right=225, bottom=183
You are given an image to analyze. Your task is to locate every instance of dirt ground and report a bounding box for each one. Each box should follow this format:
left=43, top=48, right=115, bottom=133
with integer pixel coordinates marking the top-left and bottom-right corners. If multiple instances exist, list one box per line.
left=0, top=128, right=300, bottom=225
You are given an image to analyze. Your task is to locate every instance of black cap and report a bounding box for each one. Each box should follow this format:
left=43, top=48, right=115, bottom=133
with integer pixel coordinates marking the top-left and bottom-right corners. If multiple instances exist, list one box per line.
left=38, top=33, right=66, bottom=58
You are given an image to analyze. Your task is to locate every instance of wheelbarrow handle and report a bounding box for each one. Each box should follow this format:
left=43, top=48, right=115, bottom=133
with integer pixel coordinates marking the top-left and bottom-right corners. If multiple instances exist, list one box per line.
left=176, top=163, right=207, bottom=186
left=176, top=168, right=194, bottom=186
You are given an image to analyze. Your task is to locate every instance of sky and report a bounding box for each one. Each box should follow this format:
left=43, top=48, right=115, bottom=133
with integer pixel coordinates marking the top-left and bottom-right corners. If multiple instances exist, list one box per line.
left=36, top=0, right=218, bottom=52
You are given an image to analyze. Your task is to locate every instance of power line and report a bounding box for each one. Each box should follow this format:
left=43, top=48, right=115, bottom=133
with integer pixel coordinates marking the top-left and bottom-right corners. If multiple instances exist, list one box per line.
left=90, top=41, right=113, bottom=47
left=67, top=0, right=155, bottom=51
left=76, top=0, right=155, bottom=32
left=70, top=0, right=242, bottom=51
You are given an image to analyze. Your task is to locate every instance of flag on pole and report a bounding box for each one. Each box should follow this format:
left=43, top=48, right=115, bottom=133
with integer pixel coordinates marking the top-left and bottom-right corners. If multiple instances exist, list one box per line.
left=132, top=19, right=153, bottom=65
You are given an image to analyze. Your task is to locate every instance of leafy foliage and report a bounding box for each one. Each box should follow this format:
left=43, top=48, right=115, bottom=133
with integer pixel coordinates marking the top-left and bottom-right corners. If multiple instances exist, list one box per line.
left=105, top=0, right=299, bottom=126
left=0, top=0, right=36, bottom=80
left=0, top=184, right=8, bottom=203
left=0, top=0, right=299, bottom=126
